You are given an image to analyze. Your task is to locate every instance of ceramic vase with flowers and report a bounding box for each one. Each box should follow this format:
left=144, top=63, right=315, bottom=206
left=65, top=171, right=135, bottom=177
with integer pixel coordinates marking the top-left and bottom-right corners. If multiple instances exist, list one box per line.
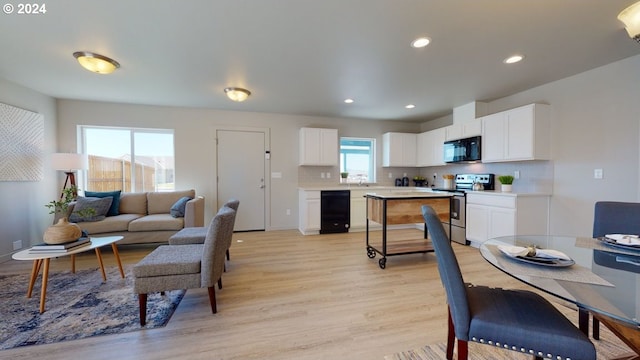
left=498, top=175, right=515, bottom=192
left=43, top=186, right=94, bottom=244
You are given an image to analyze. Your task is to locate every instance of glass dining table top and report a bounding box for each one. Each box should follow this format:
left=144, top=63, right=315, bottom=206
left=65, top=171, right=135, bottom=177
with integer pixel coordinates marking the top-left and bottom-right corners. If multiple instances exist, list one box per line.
left=480, top=235, right=640, bottom=329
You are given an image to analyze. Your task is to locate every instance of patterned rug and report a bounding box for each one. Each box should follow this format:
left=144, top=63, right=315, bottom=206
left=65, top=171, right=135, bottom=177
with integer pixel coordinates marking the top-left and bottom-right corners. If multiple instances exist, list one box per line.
left=385, top=326, right=634, bottom=360
left=0, top=265, right=184, bottom=350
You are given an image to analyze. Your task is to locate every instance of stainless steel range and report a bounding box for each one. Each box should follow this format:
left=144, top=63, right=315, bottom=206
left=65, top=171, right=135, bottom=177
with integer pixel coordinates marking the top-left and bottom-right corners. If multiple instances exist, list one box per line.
left=434, top=173, right=494, bottom=245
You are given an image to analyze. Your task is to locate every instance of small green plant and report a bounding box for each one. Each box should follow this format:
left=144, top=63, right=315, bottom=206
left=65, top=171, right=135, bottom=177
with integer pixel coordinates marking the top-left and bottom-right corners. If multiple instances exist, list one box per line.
left=498, top=175, right=515, bottom=185
left=340, top=172, right=349, bottom=179
left=45, top=186, right=95, bottom=219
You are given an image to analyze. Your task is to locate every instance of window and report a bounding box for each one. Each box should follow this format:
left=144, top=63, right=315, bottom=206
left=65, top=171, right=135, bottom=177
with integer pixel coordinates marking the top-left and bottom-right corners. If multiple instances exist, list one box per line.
left=80, top=126, right=175, bottom=192
left=340, top=137, right=376, bottom=183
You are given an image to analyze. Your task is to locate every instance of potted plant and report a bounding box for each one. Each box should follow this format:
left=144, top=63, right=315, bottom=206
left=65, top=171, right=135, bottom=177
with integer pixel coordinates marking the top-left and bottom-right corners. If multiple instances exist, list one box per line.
left=43, top=186, right=94, bottom=244
left=498, top=175, right=515, bottom=192
left=340, top=172, right=349, bottom=183
left=413, top=175, right=426, bottom=187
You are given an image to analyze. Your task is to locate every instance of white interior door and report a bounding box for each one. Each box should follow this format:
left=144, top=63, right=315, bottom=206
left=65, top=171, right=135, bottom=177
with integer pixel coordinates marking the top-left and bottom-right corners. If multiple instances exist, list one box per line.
left=217, top=129, right=266, bottom=231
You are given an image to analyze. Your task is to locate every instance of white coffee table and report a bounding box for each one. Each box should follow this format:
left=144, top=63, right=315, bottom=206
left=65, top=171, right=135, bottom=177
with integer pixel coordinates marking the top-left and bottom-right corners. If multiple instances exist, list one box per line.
left=12, top=236, right=124, bottom=313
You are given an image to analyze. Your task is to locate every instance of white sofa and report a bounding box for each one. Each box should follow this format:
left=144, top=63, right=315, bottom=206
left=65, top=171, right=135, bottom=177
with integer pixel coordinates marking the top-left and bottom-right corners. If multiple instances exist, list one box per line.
left=66, top=189, right=205, bottom=245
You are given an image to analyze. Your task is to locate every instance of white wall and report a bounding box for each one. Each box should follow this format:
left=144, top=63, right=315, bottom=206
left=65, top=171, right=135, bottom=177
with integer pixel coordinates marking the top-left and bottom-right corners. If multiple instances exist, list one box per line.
left=0, top=79, right=58, bottom=262
left=56, top=100, right=420, bottom=230
left=481, top=54, right=640, bottom=236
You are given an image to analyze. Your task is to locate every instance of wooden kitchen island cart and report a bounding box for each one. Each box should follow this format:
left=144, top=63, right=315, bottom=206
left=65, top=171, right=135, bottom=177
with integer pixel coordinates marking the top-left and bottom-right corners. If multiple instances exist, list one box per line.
left=365, top=192, right=451, bottom=269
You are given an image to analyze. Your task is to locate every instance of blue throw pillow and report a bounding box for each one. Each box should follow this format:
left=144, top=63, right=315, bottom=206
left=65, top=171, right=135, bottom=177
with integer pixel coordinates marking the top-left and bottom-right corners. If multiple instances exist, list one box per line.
left=170, top=197, right=192, bottom=218
left=84, top=190, right=121, bottom=216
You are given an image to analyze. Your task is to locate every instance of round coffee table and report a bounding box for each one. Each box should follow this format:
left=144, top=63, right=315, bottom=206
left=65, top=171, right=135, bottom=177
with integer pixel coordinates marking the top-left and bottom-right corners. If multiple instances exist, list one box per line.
left=12, top=236, right=124, bottom=313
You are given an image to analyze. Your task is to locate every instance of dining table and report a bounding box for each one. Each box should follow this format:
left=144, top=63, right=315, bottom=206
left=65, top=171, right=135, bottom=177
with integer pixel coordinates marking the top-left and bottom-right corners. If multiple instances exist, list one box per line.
left=480, top=235, right=640, bottom=358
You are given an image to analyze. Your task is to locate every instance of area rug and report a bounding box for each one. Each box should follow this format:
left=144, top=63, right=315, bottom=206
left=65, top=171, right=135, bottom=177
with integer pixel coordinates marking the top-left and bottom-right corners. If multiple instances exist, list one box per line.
left=385, top=327, right=634, bottom=360
left=0, top=265, right=184, bottom=350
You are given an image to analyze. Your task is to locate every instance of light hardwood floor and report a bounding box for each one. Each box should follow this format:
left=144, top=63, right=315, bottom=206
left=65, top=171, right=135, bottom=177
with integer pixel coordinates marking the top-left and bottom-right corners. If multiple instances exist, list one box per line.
left=0, top=229, right=611, bottom=359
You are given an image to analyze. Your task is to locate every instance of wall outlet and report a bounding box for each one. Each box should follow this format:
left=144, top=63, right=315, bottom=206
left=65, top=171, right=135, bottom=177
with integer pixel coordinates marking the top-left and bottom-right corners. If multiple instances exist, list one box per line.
left=514, top=170, right=520, bottom=179
left=326, top=172, right=331, bottom=179
left=594, top=168, right=603, bottom=179
left=321, top=172, right=325, bottom=179
left=13, top=240, right=22, bottom=250
left=286, top=209, right=291, bottom=215
left=388, top=173, right=393, bottom=179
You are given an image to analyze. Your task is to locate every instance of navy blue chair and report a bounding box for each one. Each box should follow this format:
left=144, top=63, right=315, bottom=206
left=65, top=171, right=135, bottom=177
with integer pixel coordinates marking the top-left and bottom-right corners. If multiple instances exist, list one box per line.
left=583, top=201, right=640, bottom=339
left=421, top=205, right=596, bottom=360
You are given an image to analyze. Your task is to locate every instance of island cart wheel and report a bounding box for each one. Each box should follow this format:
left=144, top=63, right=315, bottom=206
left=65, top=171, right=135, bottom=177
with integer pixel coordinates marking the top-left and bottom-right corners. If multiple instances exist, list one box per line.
left=378, top=258, right=386, bottom=269
left=366, top=247, right=376, bottom=258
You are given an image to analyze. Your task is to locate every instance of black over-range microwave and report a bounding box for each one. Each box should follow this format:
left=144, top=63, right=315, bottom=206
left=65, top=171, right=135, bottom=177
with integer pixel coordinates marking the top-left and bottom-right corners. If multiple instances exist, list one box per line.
left=443, top=136, right=481, bottom=163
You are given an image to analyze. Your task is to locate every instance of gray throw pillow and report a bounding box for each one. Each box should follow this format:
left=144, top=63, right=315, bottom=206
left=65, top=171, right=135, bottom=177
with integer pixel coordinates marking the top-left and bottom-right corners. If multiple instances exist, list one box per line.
left=69, top=196, right=113, bottom=222
left=170, top=196, right=192, bottom=218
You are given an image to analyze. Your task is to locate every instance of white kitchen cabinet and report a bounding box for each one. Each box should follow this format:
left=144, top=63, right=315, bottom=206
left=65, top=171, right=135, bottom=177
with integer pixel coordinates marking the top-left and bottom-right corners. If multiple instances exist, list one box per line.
left=481, top=103, right=551, bottom=163
left=444, top=120, right=482, bottom=141
left=349, top=189, right=368, bottom=230
left=298, top=190, right=320, bottom=234
left=416, top=128, right=445, bottom=167
left=466, top=192, right=549, bottom=245
left=299, top=127, right=338, bottom=166
left=382, top=132, right=417, bottom=167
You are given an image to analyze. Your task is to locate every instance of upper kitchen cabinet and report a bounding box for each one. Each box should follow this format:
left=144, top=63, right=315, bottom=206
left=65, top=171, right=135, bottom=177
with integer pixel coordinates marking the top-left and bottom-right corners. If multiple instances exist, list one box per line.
left=382, top=132, right=417, bottom=167
left=481, top=103, right=551, bottom=163
left=444, top=120, right=482, bottom=141
left=417, top=128, right=445, bottom=167
left=299, top=127, right=338, bottom=166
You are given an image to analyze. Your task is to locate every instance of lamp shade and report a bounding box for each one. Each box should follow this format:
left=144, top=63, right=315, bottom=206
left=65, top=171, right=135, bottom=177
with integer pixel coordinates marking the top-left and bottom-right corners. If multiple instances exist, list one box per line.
left=51, top=153, right=88, bottom=171
left=618, top=1, right=640, bottom=42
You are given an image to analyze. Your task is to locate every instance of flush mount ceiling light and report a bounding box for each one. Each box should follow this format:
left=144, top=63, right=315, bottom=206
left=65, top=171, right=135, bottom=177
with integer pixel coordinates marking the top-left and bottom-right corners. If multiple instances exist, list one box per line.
left=405, top=104, right=416, bottom=109
left=224, top=87, right=251, bottom=102
left=618, top=1, right=640, bottom=43
left=344, top=98, right=354, bottom=104
left=503, top=54, right=524, bottom=64
left=411, top=37, right=431, bottom=48
left=73, top=51, right=120, bottom=74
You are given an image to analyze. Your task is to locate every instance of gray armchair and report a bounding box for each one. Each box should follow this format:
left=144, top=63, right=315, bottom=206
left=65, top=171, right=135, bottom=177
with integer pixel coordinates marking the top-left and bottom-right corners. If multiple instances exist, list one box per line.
left=169, top=199, right=239, bottom=261
left=421, top=205, right=595, bottom=360
left=133, top=206, right=235, bottom=326
left=582, top=201, right=640, bottom=339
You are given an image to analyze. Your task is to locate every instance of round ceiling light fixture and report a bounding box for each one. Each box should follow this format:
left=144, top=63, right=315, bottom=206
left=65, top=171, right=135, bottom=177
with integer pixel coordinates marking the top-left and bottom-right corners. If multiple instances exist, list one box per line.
left=411, top=37, right=431, bottom=48
left=405, top=104, right=416, bottom=109
left=503, top=54, right=524, bottom=64
left=344, top=98, right=354, bottom=104
left=224, top=87, right=251, bottom=102
left=73, top=51, right=120, bottom=74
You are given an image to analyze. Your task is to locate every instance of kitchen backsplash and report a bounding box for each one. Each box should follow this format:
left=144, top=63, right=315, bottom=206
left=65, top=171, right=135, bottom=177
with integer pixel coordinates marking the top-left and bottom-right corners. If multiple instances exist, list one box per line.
left=298, top=160, right=553, bottom=193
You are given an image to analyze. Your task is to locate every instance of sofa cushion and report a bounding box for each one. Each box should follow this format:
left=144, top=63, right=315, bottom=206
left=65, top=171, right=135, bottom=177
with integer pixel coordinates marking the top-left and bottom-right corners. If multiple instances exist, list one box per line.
left=170, top=196, right=192, bottom=218
left=128, top=214, right=184, bottom=232
left=119, top=192, right=148, bottom=215
left=85, top=190, right=121, bottom=216
left=147, top=190, right=195, bottom=215
left=69, top=196, right=113, bottom=223
left=78, top=214, right=144, bottom=234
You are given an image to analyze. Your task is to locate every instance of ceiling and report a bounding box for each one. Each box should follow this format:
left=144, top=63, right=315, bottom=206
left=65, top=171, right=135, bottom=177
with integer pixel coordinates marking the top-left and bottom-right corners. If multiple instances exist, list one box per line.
left=1, top=0, right=639, bottom=122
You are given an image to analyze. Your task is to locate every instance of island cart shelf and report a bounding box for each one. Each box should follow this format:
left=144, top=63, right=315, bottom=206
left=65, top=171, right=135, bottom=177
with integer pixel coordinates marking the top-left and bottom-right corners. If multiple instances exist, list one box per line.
left=365, top=193, right=451, bottom=269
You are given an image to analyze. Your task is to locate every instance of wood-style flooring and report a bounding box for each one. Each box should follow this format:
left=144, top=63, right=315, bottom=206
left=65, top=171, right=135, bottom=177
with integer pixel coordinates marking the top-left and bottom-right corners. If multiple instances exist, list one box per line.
left=0, top=229, right=611, bottom=359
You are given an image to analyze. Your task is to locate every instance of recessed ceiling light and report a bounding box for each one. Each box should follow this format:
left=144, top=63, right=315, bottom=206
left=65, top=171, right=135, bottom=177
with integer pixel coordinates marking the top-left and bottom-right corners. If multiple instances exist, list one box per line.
left=411, top=37, right=431, bottom=48
left=503, top=54, right=524, bottom=64
left=405, top=104, right=416, bottom=109
left=344, top=98, right=354, bottom=104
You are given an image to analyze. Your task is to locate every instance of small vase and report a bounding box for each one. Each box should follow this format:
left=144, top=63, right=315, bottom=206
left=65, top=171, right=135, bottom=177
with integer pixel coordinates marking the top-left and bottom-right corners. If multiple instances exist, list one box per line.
left=43, top=217, right=82, bottom=244
left=501, top=184, right=513, bottom=192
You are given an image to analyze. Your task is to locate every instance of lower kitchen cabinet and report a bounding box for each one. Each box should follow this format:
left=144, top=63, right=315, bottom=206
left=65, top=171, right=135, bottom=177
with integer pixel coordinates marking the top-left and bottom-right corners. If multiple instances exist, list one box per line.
left=298, top=190, right=320, bottom=235
left=466, top=192, right=549, bottom=246
left=349, top=189, right=368, bottom=230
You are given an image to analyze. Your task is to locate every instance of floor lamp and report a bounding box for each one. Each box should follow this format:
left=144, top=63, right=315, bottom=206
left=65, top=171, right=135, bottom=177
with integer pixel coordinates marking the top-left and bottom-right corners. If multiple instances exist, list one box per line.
left=51, top=153, right=88, bottom=199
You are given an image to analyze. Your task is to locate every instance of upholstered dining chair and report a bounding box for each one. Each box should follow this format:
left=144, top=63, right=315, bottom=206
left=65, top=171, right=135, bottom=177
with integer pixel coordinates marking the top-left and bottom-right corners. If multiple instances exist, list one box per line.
left=421, top=205, right=596, bottom=360
left=169, top=199, right=239, bottom=261
left=133, top=206, right=235, bottom=326
left=582, top=201, right=640, bottom=339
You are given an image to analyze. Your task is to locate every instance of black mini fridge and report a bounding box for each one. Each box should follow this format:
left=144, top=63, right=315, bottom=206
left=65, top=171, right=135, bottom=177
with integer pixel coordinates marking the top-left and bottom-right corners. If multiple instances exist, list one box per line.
left=320, top=190, right=350, bottom=234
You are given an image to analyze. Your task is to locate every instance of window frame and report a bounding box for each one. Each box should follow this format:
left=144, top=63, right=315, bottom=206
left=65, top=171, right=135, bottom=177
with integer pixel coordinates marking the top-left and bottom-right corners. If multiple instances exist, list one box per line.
left=339, top=137, right=376, bottom=184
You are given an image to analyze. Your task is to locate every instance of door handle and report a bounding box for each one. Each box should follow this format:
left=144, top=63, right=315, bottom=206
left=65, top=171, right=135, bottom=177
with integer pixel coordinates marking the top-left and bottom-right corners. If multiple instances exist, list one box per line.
left=259, top=184, right=265, bottom=189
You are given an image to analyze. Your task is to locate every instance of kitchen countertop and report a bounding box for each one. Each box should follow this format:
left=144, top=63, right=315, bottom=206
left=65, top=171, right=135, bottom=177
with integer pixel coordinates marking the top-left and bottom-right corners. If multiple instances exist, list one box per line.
left=298, top=185, right=551, bottom=197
